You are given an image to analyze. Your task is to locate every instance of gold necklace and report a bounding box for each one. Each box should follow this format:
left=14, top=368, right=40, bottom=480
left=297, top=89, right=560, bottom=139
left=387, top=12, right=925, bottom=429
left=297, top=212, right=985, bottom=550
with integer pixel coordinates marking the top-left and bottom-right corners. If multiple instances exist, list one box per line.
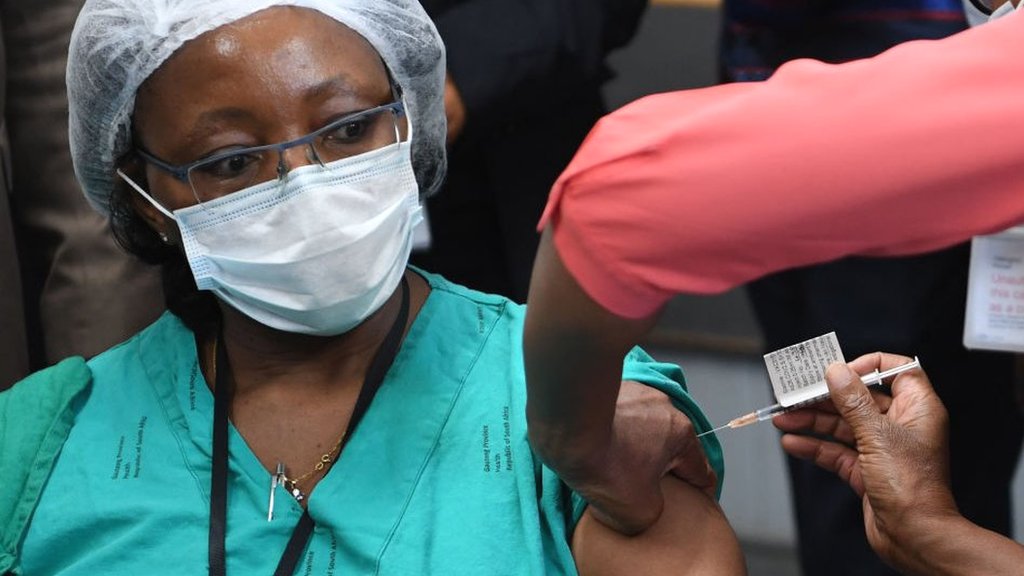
left=209, top=334, right=346, bottom=518
left=275, top=436, right=345, bottom=502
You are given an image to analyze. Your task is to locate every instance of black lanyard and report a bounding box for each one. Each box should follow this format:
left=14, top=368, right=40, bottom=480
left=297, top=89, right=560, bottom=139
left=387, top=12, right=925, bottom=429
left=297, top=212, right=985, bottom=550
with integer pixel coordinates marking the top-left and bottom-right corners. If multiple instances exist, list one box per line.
left=208, top=276, right=410, bottom=576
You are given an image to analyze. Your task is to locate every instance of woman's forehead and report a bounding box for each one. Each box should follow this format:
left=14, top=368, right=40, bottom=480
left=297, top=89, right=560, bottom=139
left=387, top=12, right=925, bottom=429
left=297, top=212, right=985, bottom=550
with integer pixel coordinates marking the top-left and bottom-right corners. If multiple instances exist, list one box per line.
left=132, top=6, right=394, bottom=158
left=140, top=7, right=389, bottom=109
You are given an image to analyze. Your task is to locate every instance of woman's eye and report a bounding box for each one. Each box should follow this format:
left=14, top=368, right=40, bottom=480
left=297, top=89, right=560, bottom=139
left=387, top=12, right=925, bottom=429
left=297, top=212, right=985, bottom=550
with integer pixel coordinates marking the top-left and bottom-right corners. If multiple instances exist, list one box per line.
left=194, top=152, right=260, bottom=180
left=324, top=118, right=370, bottom=143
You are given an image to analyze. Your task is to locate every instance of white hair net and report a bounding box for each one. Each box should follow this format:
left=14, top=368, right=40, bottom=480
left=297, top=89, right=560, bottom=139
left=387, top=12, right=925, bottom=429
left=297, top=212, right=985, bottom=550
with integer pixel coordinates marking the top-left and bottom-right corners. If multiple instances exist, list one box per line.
left=67, top=0, right=447, bottom=215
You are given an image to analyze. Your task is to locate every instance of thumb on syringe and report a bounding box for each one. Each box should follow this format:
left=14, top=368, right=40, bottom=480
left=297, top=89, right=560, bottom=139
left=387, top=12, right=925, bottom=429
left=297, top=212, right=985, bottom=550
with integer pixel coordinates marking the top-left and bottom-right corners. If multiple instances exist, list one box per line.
left=825, top=363, right=884, bottom=434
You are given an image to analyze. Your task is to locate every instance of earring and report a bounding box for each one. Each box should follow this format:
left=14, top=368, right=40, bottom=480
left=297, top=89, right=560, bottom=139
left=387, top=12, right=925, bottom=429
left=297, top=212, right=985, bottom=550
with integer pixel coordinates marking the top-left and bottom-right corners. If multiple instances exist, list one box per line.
left=158, top=231, right=171, bottom=244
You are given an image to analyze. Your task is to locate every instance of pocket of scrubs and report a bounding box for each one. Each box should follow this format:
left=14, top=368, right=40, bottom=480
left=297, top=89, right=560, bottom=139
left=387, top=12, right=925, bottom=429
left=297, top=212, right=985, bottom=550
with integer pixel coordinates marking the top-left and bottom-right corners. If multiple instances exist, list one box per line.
left=964, top=227, right=1024, bottom=352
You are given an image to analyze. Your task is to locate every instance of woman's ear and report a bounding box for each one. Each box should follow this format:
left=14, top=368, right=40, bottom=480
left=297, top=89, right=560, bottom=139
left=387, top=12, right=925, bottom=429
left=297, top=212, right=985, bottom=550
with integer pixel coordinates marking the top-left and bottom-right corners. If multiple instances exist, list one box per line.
left=118, top=156, right=178, bottom=245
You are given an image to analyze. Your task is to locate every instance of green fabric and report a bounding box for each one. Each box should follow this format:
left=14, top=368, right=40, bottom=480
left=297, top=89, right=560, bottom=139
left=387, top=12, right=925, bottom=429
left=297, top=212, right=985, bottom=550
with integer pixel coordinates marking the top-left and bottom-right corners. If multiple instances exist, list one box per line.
left=0, top=357, right=92, bottom=575
left=12, top=271, right=724, bottom=575
left=621, top=347, right=724, bottom=499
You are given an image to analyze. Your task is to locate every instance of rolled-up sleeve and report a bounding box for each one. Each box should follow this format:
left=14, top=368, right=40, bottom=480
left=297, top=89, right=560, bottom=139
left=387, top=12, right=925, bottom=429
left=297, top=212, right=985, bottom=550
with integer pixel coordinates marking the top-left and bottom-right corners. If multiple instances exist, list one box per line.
left=541, top=11, right=1024, bottom=318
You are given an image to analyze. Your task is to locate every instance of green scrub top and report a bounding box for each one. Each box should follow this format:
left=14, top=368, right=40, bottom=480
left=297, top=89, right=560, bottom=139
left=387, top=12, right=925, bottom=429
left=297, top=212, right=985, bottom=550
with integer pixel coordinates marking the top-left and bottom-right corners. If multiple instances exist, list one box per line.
left=13, top=271, right=723, bottom=575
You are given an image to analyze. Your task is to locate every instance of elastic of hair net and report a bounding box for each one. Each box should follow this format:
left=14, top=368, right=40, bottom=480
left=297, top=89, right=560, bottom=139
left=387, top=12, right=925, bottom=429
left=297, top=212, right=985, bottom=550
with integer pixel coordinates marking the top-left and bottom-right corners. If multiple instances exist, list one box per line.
left=67, top=0, right=447, bottom=216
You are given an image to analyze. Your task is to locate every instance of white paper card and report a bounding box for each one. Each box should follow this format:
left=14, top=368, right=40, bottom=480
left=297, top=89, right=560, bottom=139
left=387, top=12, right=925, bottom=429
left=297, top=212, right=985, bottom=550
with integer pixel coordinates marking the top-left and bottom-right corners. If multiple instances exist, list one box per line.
left=764, top=332, right=845, bottom=407
left=964, top=228, right=1024, bottom=353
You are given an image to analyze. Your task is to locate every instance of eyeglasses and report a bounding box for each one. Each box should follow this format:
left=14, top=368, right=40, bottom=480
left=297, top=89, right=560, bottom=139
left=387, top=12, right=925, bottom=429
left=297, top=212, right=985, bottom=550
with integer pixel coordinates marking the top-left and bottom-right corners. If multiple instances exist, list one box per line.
left=968, top=0, right=994, bottom=13
left=135, top=100, right=405, bottom=204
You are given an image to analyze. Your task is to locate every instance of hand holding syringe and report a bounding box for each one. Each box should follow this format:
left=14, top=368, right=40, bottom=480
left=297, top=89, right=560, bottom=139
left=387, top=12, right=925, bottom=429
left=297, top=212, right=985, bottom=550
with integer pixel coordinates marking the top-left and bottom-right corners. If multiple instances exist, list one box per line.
left=697, top=357, right=921, bottom=438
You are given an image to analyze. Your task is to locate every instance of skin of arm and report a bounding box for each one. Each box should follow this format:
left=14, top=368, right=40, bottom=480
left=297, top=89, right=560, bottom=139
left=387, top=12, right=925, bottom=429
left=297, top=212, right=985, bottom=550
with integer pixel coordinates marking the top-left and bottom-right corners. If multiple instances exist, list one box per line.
left=525, top=230, right=716, bottom=535
left=774, top=353, right=1024, bottom=575
left=572, top=476, right=747, bottom=576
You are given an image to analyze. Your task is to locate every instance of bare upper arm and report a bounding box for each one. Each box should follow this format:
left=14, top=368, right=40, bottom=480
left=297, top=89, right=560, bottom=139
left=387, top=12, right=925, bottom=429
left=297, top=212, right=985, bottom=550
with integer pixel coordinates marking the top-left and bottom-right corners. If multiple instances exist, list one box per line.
left=571, top=477, right=747, bottom=576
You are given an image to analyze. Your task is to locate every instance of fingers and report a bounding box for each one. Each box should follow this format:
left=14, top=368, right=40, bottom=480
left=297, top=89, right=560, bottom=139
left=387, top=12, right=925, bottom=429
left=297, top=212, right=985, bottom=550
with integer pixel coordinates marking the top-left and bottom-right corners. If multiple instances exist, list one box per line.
left=847, top=352, right=945, bottom=424
left=888, top=364, right=939, bottom=404
left=824, top=363, right=886, bottom=438
left=848, top=351, right=915, bottom=375
left=871, top=388, right=893, bottom=414
left=773, top=409, right=857, bottom=445
left=780, top=434, right=866, bottom=496
left=574, top=384, right=707, bottom=536
left=667, top=440, right=718, bottom=499
left=772, top=359, right=899, bottom=452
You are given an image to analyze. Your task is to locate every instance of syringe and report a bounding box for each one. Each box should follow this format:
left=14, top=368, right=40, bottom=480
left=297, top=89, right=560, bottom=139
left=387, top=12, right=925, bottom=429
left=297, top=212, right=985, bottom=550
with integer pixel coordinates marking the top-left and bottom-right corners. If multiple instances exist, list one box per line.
left=697, top=357, right=921, bottom=438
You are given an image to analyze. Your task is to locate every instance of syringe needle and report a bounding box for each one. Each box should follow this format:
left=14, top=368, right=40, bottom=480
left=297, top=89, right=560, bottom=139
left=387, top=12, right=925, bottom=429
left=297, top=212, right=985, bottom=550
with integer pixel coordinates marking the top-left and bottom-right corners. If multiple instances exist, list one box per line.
left=697, top=423, right=733, bottom=438
left=697, top=410, right=761, bottom=438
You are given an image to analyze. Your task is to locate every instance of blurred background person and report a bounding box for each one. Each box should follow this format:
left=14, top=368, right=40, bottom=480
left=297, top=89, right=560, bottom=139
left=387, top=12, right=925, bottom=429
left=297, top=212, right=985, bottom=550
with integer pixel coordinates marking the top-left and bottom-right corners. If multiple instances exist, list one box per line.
left=0, top=0, right=163, bottom=389
left=411, top=0, right=647, bottom=303
left=720, top=1, right=1024, bottom=573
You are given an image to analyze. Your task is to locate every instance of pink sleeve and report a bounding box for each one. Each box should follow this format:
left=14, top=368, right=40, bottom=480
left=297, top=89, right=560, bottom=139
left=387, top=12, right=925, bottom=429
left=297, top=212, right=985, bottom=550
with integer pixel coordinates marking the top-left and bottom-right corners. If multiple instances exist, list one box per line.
left=540, top=11, right=1024, bottom=319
